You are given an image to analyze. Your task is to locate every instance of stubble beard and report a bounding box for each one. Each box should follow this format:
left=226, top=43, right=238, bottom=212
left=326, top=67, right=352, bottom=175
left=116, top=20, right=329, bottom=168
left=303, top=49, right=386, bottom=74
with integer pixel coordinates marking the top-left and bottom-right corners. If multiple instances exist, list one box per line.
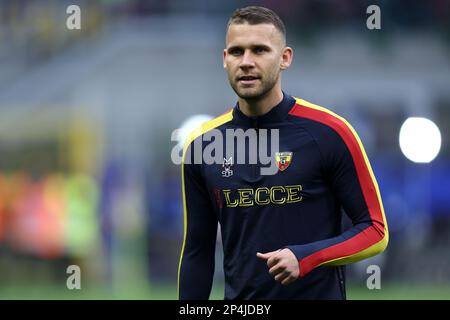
left=229, top=72, right=279, bottom=101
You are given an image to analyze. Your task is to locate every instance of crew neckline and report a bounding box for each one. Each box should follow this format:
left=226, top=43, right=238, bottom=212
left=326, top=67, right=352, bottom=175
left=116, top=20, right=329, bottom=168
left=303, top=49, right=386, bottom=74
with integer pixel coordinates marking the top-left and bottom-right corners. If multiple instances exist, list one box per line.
left=232, top=91, right=296, bottom=127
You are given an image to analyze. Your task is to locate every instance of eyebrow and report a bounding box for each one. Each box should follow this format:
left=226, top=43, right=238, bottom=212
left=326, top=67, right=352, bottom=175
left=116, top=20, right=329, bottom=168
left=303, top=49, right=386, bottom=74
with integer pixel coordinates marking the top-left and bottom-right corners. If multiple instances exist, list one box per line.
left=227, top=44, right=272, bottom=51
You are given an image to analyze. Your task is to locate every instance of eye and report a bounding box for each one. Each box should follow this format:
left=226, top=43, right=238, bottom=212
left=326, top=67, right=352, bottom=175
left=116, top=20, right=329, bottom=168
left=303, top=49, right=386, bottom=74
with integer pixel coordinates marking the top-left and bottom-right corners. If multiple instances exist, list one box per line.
left=228, top=48, right=243, bottom=56
left=254, top=47, right=267, bottom=54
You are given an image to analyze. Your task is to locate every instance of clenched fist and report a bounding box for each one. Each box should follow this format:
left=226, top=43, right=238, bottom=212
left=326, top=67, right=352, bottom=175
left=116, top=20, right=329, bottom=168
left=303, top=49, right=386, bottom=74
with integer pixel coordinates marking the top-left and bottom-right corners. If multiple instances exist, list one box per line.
left=257, top=249, right=300, bottom=286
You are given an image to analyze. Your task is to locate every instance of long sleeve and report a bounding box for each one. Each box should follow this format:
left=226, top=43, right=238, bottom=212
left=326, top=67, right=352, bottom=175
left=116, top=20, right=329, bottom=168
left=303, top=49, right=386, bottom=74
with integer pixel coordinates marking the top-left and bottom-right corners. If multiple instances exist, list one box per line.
left=177, top=141, right=218, bottom=299
left=287, top=100, right=389, bottom=278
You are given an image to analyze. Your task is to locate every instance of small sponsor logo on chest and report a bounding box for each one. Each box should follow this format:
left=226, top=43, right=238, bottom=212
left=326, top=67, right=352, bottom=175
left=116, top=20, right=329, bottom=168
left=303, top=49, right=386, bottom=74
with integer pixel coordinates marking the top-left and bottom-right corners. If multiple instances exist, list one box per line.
left=222, top=157, right=233, bottom=177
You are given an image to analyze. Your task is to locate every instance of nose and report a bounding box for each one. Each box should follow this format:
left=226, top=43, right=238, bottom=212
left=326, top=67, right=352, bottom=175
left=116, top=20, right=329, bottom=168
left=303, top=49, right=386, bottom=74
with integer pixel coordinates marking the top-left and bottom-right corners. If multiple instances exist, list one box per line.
left=240, top=50, right=255, bottom=69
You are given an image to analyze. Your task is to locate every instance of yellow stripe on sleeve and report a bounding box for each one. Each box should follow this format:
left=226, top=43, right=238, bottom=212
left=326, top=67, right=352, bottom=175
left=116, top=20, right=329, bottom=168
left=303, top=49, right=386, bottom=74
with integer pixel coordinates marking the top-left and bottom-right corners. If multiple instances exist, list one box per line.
left=177, top=109, right=233, bottom=299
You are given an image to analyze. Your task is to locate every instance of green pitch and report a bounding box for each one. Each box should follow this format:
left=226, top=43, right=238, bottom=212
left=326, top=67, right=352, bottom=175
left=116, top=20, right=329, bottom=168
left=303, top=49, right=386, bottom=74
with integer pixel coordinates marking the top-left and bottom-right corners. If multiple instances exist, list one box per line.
left=1, top=282, right=450, bottom=299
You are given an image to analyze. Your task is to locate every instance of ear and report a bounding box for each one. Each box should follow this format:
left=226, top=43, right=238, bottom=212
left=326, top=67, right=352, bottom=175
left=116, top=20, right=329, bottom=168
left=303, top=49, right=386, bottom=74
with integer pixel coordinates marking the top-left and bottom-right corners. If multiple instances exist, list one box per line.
left=280, top=46, right=293, bottom=71
left=223, top=49, right=227, bottom=69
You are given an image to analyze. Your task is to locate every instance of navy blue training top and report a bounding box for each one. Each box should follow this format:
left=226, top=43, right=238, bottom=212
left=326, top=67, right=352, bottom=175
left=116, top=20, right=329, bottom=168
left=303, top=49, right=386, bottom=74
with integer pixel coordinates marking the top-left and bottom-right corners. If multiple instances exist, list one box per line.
left=178, top=93, right=388, bottom=300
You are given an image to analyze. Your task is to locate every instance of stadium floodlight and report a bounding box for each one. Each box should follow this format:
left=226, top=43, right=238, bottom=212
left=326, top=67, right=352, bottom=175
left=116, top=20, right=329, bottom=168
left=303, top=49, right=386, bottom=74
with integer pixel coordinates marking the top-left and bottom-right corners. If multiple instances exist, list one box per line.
left=175, top=114, right=214, bottom=149
left=399, top=117, right=441, bottom=163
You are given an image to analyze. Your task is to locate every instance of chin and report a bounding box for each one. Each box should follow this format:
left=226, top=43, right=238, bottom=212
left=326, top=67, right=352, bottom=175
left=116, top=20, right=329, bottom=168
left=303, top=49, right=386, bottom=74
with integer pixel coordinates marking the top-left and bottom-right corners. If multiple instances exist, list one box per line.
left=236, top=88, right=264, bottom=100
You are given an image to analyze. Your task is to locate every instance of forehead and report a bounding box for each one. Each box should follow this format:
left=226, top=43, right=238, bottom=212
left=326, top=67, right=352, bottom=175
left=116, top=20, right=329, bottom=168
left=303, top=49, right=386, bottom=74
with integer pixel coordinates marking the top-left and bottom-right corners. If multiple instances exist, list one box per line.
left=226, top=23, right=283, bottom=48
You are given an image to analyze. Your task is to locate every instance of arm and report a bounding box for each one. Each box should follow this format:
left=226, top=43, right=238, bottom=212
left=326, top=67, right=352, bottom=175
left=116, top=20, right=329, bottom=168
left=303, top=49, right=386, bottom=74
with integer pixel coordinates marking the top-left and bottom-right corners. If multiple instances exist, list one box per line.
left=177, top=141, right=218, bottom=299
left=286, top=116, right=389, bottom=278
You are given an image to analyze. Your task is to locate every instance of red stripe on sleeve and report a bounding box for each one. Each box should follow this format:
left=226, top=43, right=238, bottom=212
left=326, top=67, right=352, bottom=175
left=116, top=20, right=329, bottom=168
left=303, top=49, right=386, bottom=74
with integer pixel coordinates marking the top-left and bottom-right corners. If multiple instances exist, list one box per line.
left=289, top=103, right=385, bottom=275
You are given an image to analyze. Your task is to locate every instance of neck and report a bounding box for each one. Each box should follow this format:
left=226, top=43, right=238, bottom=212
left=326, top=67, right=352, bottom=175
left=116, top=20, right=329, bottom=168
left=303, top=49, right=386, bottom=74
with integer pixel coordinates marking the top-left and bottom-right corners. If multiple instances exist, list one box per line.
left=238, top=84, right=283, bottom=117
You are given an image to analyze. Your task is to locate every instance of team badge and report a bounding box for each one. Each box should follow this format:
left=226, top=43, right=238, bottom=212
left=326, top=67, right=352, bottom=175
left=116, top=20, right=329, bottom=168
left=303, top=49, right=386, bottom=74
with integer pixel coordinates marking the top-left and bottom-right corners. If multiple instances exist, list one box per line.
left=275, top=152, right=293, bottom=172
left=222, top=157, right=233, bottom=177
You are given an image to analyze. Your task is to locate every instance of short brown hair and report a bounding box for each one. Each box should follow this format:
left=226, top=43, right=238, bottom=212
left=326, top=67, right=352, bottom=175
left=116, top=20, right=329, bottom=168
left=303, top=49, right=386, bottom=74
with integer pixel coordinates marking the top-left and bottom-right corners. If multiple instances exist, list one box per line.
left=227, top=6, right=286, bottom=42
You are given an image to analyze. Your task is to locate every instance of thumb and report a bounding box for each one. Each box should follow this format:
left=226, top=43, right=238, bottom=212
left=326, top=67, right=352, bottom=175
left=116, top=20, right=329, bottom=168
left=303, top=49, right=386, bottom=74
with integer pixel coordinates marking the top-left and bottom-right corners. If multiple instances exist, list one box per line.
left=256, top=250, right=279, bottom=260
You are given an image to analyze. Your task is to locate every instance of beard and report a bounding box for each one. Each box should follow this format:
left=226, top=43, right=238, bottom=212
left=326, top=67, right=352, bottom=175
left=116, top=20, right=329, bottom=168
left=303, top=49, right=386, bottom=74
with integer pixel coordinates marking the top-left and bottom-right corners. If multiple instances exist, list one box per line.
left=228, top=71, right=279, bottom=101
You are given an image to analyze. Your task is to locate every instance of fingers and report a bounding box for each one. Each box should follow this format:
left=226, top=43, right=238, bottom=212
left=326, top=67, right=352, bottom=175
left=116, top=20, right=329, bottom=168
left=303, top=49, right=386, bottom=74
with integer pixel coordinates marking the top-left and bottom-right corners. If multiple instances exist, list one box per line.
left=260, top=250, right=299, bottom=286
left=270, top=261, right=291, bottom=284
left=274, top=270, right=289, bottom=282
left=281, top=275, right=296, bottom=286
left=266, top=254, right=280, bottom=268
left=272, top=269, right=296, bottom=286
left=256, top=252, right=270, bottom=260
left=256, top=250, right=279, bottom=260
left=269, top=263, right=285, bottom=277
left=257, top=249, right=297, bottom=286
left=257, top=250, right=281, bottom=268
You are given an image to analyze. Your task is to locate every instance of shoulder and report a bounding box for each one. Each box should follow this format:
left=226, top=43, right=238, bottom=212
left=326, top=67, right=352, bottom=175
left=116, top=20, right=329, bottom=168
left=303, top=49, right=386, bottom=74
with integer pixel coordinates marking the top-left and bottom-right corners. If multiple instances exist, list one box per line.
left=288, top=97, right=363, bottom=151
left=183, top=108, right=233, bottom=155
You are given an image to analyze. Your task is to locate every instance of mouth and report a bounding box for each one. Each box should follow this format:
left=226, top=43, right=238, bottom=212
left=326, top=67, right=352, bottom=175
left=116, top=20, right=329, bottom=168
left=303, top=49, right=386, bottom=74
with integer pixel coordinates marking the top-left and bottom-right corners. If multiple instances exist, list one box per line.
left=237, top=75, right=261, bottom=85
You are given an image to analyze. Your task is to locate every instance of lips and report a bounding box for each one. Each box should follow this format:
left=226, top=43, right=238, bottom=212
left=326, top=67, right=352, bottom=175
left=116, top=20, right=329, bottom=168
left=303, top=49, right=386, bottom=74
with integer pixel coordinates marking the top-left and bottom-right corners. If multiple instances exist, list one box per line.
left=238, top=75, right=260, bottom=81
left=237, top=75, right=261, bottom=85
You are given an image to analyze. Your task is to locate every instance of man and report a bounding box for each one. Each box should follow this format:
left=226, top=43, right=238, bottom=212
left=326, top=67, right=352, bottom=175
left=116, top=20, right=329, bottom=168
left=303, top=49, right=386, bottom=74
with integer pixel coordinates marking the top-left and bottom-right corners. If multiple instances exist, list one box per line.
left=178, top=6, right=388, bottom=299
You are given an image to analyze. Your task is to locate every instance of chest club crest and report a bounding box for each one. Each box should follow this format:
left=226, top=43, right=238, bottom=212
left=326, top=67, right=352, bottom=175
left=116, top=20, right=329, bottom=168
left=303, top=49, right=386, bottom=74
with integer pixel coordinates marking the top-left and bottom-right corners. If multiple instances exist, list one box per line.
left=275, top=152, right=293, bottom=172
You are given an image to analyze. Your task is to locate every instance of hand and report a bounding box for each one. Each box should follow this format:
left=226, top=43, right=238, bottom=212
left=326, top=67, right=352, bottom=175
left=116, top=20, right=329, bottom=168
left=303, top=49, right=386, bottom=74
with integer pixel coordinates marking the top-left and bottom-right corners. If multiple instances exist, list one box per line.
left=256, top=249, right=300, bottom=286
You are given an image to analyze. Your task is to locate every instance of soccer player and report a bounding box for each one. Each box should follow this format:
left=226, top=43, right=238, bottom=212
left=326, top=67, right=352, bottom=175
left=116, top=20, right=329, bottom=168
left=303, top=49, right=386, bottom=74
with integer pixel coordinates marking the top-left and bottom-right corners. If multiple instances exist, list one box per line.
left=178, top=6, right=388, bottom=299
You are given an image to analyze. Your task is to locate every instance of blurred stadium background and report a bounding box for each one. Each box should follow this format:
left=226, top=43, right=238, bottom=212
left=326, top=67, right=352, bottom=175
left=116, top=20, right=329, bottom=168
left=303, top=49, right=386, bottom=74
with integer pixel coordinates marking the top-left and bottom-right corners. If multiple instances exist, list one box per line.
left=0, top=0, right=449, bottom=299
